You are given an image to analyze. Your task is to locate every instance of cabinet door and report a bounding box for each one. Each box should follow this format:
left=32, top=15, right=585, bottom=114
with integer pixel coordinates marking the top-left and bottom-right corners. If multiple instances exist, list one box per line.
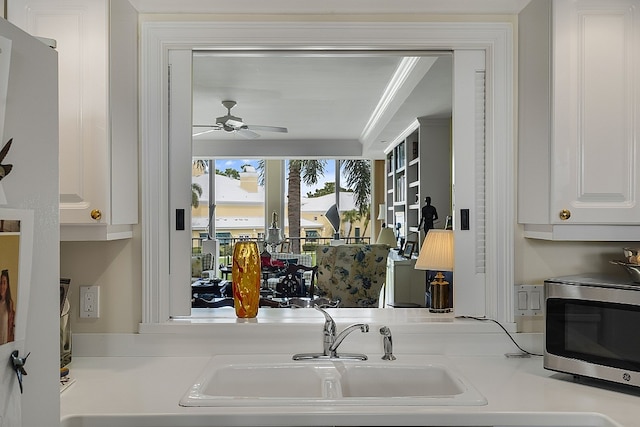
left=11, top=0, right=109, bottom=224
left=10, top=0, right=138, bottom=239
left=552, top=0, right=640, bottom=224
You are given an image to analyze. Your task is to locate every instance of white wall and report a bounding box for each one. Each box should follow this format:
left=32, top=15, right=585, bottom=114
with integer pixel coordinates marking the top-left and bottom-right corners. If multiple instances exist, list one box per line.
left=60, top=12, right=640, bottom=335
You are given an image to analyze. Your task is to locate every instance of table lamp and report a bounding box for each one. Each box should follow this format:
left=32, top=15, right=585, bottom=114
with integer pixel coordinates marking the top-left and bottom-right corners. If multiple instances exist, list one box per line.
left=376, top=226, right=397, bottom=247
left=414, top=229, right=454, bottom=313
left=265, top=211, right=284, bottom=254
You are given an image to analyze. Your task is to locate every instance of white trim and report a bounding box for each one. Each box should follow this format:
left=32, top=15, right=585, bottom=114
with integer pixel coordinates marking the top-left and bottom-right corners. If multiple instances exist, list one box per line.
left=452, top=50, right=488, bottom=318
left=360, top=56, right=437, bottom=147
left=140, top=20, right=514, bottom=324
left=130, top=0, right=532, bottom=15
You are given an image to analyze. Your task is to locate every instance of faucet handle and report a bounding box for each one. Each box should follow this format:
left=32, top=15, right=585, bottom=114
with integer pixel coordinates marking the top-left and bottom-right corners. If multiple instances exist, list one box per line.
left=314, top=305, right=331, bottom=318
left=314, top=306, right=335, bottom=331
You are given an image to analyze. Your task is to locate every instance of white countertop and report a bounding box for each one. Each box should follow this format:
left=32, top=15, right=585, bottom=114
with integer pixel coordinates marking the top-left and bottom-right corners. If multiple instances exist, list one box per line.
left=60, top=314, right=640, bottom=426
left=60, top=353, right=640, bottom=426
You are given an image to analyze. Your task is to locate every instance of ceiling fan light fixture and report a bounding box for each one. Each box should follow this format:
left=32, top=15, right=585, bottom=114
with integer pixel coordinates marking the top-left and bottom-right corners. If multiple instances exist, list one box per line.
left=194, top=100, right=288, bottom=139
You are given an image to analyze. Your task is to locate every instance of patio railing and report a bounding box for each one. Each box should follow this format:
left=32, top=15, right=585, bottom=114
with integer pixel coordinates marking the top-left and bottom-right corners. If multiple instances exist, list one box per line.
left=192, top=235, right=372, bottom=266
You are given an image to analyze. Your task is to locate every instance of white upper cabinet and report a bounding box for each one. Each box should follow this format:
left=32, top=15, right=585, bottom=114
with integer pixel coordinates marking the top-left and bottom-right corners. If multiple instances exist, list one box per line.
left=8, top=0, right=138, bottom=240
left=518, top=0, right=640, bottom=240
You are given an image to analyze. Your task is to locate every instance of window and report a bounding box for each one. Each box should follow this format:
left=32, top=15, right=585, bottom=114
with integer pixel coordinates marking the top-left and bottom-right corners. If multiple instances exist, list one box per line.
left=285, top=159, right=373, bottom=251
left=305, top=230, right=320, bottom=243
left=141, top=20, right=515, bottom=325
left=195, top=159, right=265, bottom=244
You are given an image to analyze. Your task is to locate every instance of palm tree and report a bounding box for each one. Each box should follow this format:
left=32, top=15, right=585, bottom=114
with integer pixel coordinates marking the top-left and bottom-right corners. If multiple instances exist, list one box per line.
left=255, top=159, right=370, bottom=251
left=356, top=204, right=371, bottom=240
left=340, top=204, right=372, bottom=242
left=287, top=160, right=327, bottom=253
left=191, top=183, right=203, bottom=208
left=341, top=209, right=360, bottom=240
left=192, top=159, right=208, bottom=175
left=341, top=159, right=371, bottom=215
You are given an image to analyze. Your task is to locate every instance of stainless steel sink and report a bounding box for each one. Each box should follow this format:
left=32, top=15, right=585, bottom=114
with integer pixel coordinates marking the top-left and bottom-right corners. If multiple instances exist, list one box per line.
left=180, top=354, right=487, bottom=407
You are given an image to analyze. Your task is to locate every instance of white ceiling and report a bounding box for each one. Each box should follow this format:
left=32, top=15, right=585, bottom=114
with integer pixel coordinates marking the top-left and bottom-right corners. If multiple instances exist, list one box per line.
left=192, top=52, right=453, bottom=159
left=136, top=0, right=531, bottom=160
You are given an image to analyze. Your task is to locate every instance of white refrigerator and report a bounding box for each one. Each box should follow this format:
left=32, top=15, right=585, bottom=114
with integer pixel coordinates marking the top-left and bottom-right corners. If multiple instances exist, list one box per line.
left=0, top=17, right=59, bottom=427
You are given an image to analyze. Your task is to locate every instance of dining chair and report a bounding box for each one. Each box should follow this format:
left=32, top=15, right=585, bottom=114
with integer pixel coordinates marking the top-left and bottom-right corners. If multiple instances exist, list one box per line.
left=275, top=264, right=318, bottom=298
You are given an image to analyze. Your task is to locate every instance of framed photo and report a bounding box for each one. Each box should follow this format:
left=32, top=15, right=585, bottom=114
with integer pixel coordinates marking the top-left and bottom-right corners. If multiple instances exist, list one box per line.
left=280, top=241, right=290, bottom=253
left=402, top=241, right=415, bottom=258
left=0, top=208, right=34, bottom=345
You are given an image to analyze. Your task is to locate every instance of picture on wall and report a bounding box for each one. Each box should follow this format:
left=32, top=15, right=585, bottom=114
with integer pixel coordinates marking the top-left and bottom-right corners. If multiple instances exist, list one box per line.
left=0, top=218, right=20, bottom=345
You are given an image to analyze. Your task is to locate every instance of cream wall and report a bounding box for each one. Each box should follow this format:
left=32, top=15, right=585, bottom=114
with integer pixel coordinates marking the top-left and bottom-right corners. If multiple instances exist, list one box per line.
left=61, top=231, right=142, bottom=333
left=193, top=205, right=368, bottom=240
left=60, top=12, right=640, bottom=334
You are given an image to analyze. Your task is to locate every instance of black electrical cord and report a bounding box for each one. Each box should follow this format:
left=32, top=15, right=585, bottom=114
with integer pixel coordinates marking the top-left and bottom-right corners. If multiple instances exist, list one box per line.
left=456, top=315, right=543, bottom=357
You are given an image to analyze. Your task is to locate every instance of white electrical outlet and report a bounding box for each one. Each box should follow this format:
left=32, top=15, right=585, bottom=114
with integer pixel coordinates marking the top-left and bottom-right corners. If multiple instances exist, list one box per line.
left=514, top=284, right=543, bottom=317
left=80, top=285, right=100, bottom=318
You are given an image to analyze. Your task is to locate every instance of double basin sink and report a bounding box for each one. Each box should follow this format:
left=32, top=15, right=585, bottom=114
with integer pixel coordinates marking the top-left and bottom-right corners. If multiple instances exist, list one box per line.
left=180, top=354, right=487, bottom=407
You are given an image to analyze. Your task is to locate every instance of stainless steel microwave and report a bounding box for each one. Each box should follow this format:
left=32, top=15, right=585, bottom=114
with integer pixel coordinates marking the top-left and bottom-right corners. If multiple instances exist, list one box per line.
left=545, top=274, right=640, bottom=388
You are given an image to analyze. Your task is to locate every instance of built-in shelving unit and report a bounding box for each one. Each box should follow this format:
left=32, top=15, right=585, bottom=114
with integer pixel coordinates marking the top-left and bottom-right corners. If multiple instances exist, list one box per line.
left=385, top=125, right=420, bottom=248
left=384, top=118, right=452, bottom=250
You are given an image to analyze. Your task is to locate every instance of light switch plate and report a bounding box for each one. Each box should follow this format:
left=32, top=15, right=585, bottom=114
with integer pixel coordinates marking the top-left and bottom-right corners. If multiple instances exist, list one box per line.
left=79, top=285, right=100, bottom=319
left=514, top=284, right=543, bottom=317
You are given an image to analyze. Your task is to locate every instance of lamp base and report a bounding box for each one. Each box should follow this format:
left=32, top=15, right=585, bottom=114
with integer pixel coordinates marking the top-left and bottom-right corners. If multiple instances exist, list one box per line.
left=428, top=275, right=451, bottom=313
left=429, top=307, right=452, bottom=313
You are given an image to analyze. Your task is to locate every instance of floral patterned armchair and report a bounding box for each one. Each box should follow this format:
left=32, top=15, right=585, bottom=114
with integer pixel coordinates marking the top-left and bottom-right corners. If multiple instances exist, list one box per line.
left=315, top=244, right=389, bottom=308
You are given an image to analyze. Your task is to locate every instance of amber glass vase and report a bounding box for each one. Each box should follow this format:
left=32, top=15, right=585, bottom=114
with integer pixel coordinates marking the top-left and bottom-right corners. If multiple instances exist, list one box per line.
left=232, top=241, right=261, bottom=318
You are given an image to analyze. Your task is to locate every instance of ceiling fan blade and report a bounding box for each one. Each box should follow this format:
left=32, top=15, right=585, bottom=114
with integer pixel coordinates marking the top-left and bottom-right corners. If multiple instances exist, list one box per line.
left=192, top=128, right=219, bottom=137
left=246, top=124, right=288, bottom=133
left=200, top=101, right=285, bottom=139
left=236, top=128, right=260, bottom=139
left=192, top=124, right=222, bottom=137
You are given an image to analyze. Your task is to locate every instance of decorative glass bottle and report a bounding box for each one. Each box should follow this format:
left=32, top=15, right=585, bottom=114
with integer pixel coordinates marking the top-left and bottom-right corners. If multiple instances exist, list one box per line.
left=232, top=241, right=261, bottom=318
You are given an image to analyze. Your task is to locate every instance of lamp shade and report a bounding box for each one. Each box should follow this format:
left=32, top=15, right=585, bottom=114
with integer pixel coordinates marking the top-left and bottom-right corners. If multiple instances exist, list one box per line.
left=377, top=204, right=386, bottom=220
left=325, top=204, right=341, bottom=233
left=414, top=229, right=454, bottom=271
left=376, top=227, right=397, bottom=246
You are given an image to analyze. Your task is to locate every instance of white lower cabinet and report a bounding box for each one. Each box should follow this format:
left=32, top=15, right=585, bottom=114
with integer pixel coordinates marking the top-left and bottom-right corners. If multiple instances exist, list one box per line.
left=518, top=0, right=640, bottom=240
left=384, top=253, right=426, bottom=307
left=9, top=0, right=138, bottom=240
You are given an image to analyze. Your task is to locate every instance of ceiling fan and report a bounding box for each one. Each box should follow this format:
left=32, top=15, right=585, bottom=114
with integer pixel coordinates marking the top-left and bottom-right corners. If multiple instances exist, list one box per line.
left=193, top=100, right=288, bottom=139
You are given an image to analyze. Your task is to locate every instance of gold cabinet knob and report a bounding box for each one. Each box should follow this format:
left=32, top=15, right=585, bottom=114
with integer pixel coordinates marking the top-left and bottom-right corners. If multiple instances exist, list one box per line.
left=559, top=209, right=571, bottom=221
left=90, top=209, right=102, bottom=220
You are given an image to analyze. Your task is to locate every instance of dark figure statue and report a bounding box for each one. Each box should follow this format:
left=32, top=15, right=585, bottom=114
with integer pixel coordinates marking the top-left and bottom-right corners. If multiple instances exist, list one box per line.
left=419, top=196, right=438, bottom=232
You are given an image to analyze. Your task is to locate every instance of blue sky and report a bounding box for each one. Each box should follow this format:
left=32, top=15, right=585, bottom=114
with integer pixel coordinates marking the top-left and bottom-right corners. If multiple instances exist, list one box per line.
left=215, top=159, right=344, bottom=196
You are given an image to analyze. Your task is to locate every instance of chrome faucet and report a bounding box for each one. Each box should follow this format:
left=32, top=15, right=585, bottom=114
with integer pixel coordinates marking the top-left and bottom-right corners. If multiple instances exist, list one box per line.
left=293, top=306, right=369, bottom=360
left=379, top=326, right=396, bottom=361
